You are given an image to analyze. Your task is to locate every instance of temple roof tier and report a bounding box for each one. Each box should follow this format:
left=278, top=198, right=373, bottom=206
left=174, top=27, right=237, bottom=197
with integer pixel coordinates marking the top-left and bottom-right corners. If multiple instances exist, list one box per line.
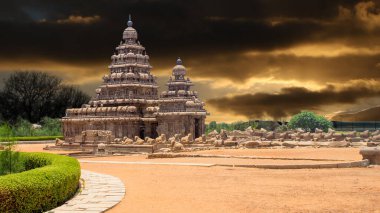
left=100, top=84, right=158, bottom=88
left=62, top=117, right=157, bottom=122
left=90, top=99, right=160, bottom=105
left=108, top=64, right=152, bottom=69
left=155, top=112, right=207, bottom=116
left=166, top=82, right=194, bottom=86
left=116, top=44, right=145, bottom=51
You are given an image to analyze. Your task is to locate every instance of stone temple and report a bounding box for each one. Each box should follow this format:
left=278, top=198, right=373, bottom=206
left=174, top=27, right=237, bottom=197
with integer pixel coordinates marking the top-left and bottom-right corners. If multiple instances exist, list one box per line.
left=62, top=16, right=207, bottom=142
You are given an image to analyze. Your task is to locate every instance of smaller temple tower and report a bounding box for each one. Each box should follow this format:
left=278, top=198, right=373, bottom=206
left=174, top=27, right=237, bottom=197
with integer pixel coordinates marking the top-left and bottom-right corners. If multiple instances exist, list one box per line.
left=156, top=58, right=207, bottom=139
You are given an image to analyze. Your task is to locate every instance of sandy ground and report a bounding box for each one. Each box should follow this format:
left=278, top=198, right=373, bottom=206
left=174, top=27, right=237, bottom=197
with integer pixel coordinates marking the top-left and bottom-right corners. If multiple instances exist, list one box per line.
left=17, top=144, right=380, bottom=213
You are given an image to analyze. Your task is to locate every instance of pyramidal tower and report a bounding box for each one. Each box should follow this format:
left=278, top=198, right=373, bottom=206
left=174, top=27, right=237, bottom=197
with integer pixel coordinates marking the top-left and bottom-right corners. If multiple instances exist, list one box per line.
left=62, top=16, right=207, bottom=142
left=156, top=58, right=207, bottom=138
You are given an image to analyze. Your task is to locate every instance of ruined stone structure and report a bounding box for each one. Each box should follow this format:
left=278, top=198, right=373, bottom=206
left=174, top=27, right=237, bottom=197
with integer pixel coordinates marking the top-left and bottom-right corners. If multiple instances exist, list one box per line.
left=62, top=16, right=207, bottom=142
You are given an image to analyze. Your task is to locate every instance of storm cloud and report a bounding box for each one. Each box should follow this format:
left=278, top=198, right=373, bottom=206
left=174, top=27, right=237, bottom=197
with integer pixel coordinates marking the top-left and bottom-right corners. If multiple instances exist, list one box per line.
left=208, top=83, right=380, bottom=119
left=2, top=0, right=380, bottom=121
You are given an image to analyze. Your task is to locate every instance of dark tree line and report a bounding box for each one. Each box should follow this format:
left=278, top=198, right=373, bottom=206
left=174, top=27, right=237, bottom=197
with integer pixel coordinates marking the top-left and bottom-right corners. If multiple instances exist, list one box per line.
left=0, top=71, right=90, bottom=123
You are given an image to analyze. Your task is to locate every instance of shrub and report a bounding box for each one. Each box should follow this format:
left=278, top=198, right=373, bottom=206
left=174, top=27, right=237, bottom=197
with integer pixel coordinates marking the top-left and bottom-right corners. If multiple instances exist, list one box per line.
left=288, top=111, right=333, bottom=132
left=0, top=152, right=80, bottom=212
left=0, top=123, right=21, bottom=175
left=275, top=124, right=289, bottom=132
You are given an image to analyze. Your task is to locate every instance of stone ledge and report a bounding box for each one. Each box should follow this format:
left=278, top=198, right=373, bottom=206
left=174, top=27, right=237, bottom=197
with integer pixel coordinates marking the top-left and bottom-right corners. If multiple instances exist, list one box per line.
left=218, top=160, right=369, bottom=169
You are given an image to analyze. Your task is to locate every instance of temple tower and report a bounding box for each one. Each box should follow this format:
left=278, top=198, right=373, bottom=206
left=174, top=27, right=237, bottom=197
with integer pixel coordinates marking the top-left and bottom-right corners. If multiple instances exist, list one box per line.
left=62, top=15, right=159, bottom=141
left=156, top=58, right=207, bottom=139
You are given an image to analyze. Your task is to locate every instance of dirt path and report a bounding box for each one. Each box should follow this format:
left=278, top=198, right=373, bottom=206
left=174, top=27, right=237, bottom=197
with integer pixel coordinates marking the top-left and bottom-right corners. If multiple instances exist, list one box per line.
left=17, top=144, right=380, bottom=212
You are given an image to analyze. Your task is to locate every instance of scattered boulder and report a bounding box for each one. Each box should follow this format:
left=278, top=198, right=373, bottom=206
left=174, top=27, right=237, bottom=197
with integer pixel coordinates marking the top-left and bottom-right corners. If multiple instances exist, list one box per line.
left=220, top=129, right=228, bottom=141
left=359, top=147, right=380, bottom=164
left=371, top=134, right=380, bottom=142
left=360, top=130, right=370, bottom=138
left=328, top=128, right=335, bottom=133
left=214, top=139, right=224, bottom=147
left=208, top=130, right=218, bottom=138
left=315, top=128, right=323, bottom=133
left=264, top=132, right=275, bottom=140
left=301, top=132, right=312, bottom=141
left=371, top=130, right=380, bottom=136
left=367, top=142, right=380, bottom=147
left=343, top=131, right=356, bottom=138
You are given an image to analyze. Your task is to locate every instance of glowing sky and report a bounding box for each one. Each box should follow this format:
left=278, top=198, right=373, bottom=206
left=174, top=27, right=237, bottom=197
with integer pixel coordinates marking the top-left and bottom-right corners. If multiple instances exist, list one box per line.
left=2, top=0, right=380, bottom=122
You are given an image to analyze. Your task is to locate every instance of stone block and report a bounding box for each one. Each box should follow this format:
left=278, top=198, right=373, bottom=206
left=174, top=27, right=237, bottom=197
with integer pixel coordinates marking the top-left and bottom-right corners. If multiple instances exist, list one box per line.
left=328, top=141, right=350, bottom=148
left=297, top=141, right=314, bottom=147
left=271, top=141, right=282, bottom=146
left=258, top=141, right=272, bottom=147
left=244, top=141, right=260, bottom=148
left=224, top=141, right=238, bottom=147
left=282, top=141, right=297, bottom=148
left=367, top=142, right=380, bottom=147
left=360, top=147, right=380, bottom=165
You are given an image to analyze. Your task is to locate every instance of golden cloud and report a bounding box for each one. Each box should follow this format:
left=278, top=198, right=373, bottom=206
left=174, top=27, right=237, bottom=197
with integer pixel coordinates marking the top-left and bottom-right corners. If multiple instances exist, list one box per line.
left=56, top=15, right=101, bottom=25
left=355, top=1, right=380, bottom=30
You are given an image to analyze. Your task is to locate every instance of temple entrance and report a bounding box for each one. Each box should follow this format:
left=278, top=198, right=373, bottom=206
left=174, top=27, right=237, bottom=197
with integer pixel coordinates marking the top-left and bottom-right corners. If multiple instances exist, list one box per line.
left=194, top=118, right=200, bottom=138
left=139, top=125, right=145, bottom=139
left=151, top=123, right=158, bottom=138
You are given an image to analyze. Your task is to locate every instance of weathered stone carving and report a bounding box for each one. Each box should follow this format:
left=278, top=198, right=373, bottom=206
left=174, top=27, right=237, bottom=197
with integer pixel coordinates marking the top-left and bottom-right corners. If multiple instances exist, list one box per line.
left=155, top=134, right=167, bottom=144
left=181, top=133, right=193, bottom=144
left=145, top=137, right=156, bottom=144
left=122, top=137, right=133, bottom=144
left=194, top=134, right=206, bottom=144
left=134, top=136, right=145, bottom=145
left=55, top=138, right=64, bottom=146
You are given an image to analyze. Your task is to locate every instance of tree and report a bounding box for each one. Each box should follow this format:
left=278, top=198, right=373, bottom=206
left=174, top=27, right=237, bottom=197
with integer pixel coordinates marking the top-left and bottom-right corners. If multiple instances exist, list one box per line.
left=0, top=71, right=90, bottom=123
left=288, top=111, right=332, bottom=132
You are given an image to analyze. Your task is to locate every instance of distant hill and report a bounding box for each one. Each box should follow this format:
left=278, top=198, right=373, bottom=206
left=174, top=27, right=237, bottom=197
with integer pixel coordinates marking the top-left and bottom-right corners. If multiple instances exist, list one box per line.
left=331, top=106, right=380, bottom=121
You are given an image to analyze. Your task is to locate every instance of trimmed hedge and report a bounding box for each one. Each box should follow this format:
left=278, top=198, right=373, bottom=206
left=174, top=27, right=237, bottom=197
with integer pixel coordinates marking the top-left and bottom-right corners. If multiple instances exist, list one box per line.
left=0, top=152, right=80, bottom=212
left=0, top=135, right=63, bottom=142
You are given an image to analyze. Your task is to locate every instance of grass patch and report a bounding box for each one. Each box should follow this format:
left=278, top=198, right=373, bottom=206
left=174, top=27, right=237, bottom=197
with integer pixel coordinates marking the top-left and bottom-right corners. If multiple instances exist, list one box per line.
left=0, top=152, right=80, bottom=212
left=0, top=136, right=63, bottom=141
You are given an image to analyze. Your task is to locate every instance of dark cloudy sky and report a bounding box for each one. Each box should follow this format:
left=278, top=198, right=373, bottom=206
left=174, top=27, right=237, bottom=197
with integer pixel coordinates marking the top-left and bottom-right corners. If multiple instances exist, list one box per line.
left=1, top=0, right=380, bottom=122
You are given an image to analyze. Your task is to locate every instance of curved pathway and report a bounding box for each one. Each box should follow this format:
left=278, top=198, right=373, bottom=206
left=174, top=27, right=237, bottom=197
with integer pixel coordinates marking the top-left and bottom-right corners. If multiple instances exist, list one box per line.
left=48, top=170, right=125, bottom=213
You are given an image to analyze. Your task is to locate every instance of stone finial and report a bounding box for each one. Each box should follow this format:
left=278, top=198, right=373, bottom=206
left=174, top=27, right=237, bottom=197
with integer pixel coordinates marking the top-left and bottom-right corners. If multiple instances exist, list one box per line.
left=176, top=57, right=182, bottom=65
left=128, top=14, right=133, bottom=27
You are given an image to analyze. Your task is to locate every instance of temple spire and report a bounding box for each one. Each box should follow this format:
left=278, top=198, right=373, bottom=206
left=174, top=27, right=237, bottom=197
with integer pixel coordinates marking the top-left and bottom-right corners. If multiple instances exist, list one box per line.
left=176, top=57, right=182, bottom=65
left=127, top=14, right=133, bottom=27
